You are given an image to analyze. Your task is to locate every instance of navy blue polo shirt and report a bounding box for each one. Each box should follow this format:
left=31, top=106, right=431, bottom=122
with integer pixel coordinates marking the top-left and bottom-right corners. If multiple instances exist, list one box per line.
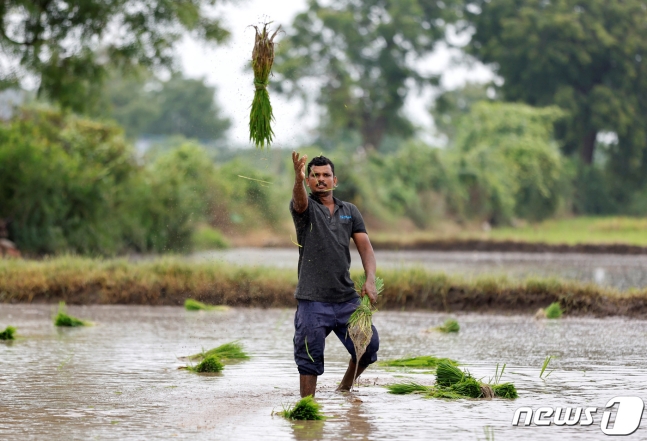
left=289, top=193, right=367, bottom=302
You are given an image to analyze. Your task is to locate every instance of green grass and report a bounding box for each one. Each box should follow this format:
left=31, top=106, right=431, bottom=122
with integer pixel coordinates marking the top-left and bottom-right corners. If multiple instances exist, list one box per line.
left=0, top=326, right=16, bottom=340
left=184, top=298, right=228, bottom=311
left=279, top=396, right=325, bottom=420
left=54, top=302, right=90, bottom=327
left=187, top=355, right=224, bottom=373
left=379, top=356, right=458, bottom=368
left=545, top=302, right=563, bottom=319
left=435, top=319, right=460, bottom=333
left=192, top=225, right=228, bottom=250
left=188, top=341, right=249, bottom=361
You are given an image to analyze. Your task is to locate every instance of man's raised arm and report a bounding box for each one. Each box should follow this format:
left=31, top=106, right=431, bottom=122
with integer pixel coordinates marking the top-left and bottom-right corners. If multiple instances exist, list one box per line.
left=292, top=151, right=308, bottom=214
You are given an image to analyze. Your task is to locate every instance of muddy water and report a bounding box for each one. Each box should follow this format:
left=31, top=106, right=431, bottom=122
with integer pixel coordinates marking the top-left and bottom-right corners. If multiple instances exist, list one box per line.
left=2, top=304, right=647, bottom=440
left=194, top=248, right=647, bottom=290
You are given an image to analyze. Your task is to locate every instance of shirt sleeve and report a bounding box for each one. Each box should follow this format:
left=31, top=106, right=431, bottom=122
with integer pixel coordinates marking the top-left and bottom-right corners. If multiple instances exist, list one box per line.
left=289, top=199, right=310, bottom=228
left=350, top=204, right=367, bottom=234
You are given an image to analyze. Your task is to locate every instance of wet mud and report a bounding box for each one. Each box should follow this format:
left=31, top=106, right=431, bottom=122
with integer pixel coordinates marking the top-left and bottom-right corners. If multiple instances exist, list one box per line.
left=1, top=305, right=647, bottom=440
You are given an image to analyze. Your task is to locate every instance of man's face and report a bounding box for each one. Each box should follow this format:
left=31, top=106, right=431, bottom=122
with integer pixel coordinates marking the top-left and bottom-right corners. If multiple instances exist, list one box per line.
left=307, top=164, right=337, bottom=195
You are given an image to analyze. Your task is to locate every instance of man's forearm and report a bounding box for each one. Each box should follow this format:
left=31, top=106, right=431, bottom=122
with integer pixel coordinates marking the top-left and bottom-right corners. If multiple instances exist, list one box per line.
left=292, top=178, right=308, bottom=213
left=355, top=234, right=376, bottom=279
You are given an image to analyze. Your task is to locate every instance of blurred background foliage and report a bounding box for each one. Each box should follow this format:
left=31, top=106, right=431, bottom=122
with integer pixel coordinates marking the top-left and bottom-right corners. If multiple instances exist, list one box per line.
left=1, top=0, right=647, bottom=256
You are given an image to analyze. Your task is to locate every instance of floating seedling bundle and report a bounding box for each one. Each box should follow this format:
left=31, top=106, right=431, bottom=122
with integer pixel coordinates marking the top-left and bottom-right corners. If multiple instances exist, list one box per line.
left=347, top=275, right=384, bottom=389
left=0, top=326, right=16, bottom=340
left=184, top=298, right=229, bottom=312
left=435, top=318, right=460, bottom=333
left=379, top=355, right=458, bottom=370
left=278, top=396, right=325, bottom=420
left=182, top=341, right=249, bottom=373
left=54, top=302, right=91, bottom=327
left=385, top=361, right=518, bottom=400
left=249, top=23, right=280, bottom=149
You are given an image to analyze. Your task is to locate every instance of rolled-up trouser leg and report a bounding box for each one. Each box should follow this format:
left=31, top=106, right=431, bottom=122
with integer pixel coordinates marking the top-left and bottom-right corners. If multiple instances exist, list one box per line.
left=293, top=300, right=332, bottom=376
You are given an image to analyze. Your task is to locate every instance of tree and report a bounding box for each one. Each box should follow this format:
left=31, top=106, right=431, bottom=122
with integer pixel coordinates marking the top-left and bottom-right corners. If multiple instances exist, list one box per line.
left=464, top=0, right=647, bottom=167
left=99, top=71, right=230, bottom=141
left=430, top=82, right=493, bottom=143
left=0, top=0, right=229, bottom=113
left=274, top=0, right=459, bottom=152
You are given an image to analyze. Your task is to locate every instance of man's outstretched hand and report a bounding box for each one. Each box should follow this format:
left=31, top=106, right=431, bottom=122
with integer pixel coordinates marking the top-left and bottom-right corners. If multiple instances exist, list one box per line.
left=292, top=151, right=307, bottom=182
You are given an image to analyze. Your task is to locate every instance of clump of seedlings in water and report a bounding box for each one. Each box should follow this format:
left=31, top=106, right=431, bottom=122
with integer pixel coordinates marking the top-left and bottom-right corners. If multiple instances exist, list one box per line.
left=186, top=355, right=224, bottom=373
left=278, top=396, right=325, bottom=420
left=347, top=275, right=384, bottom=389
left=385, top=360, right=518, bottom=400
left=379, top=356, right=458, bottom=369
left=434, top=318, right=460, bottom=333
left=54, top=302, right=91, bottom=327
left=184, top=298, right=228, bottom=312
left=0, top=326, right=16, bottom=340
left=544, top=302, right=563, bottom=319
left=187, top=341, right=249, bottom=362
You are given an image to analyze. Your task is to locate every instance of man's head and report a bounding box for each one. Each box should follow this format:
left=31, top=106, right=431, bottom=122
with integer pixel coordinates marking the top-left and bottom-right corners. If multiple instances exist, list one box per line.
left=306, top=155, right=337, bottom=196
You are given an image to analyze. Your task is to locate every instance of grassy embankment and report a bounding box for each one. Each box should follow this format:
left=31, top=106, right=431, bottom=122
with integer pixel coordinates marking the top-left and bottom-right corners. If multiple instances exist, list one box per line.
left=369, top=216, right=647, bottom=251
left=1, top=256, right=646, bottom=317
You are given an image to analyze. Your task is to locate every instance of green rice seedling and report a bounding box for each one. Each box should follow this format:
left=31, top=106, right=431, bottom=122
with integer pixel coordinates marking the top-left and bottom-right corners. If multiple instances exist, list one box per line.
left=435, top=318, right=460, bottom=333
left=249, top=23, right=280, bottom=149
left=492, top=382, right=518, bottom=399
left=545, top=302, right=563, bottom=319
left=279, top=396, right=324, bottom=420
left=0, top=326, right=16, bottom=340
left=539, top=355, right=554, bottom=379
left=489, top=363, right=506, bottom=385
left=54, top=302, right=90, bottom=327
left=435, top=360, right=469, bottom=387
left=347, top=275, right=384, bottom=389
left=450, top=377, right=483, bottom=398
left=188, top=341, right=249, bottom=362
left=428, top=388, right=465, bottom=400
left=189, top=355, right=224, bottom=373
left=379, top=356, right=459, bottom=368
left=184, top=298, right=228, bottom=311
left=385, top=381, right=430, bottom=395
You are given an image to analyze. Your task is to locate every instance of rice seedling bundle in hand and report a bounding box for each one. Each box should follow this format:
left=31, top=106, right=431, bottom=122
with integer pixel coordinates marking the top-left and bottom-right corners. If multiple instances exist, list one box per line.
left=347, top=275, right=384, bottom=389
left=54, top=302, right=90, bottom=327
left=188, top=341, right=250, bottom=361
left=0, top=326, right=16, bottom=340
left=279, top=396, right=324, bottom=420
left=249, top=23, right=280, bottom=149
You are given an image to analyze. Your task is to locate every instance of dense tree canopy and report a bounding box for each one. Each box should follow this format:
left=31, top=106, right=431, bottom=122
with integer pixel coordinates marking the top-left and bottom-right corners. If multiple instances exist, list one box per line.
left=275, top=0, right=459, bottom=152
left=0, top=0, right=229, bottom=113
left=464, top=0, right=647, bottom=169
left=99, top=72, right=230, bottom=141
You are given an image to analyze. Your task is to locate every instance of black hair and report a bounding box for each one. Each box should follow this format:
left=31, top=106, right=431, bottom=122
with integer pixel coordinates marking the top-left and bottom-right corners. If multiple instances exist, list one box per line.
left=307, top=155, right=335, bottom=176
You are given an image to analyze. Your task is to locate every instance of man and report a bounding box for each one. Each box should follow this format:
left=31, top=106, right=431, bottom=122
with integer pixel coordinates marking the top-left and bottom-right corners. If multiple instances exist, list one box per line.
left=290, top=151, right=379, bottom=398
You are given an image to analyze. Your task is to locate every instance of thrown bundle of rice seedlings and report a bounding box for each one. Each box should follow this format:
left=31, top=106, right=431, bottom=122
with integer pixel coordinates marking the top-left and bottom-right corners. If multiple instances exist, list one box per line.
left=544, top=302, right=563, bottom=319
left=189, top=355, right=224, bottom=373
left=54, top=302, right=90, bottom=327
left=435, top=318, right=460, bottom=333
left=492, top=383, right=518, bottom=399
left=347, top=275, right=384, bottom=389
left=0, top=326, right=16, bottom=340
left=279, top=396, right=325, bottom=420
left=385, top=381, right=430, bottom=395
left=435, top=360, right=468, bottom=387
left=184, top=298, right=228, bottom=312
left=249, top=23, right=280, bottom=149
left=379, top=356, right=458, bottom=369
left=188, top=341, right=250, bottom=361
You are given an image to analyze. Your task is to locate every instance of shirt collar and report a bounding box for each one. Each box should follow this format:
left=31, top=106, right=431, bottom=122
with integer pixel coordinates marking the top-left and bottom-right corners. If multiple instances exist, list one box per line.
left=309, top=193, right=343, bottom=207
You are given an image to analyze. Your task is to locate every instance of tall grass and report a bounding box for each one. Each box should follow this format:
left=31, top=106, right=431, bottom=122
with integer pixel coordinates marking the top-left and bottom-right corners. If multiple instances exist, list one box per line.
left=1, top=256, right=646, bottom=317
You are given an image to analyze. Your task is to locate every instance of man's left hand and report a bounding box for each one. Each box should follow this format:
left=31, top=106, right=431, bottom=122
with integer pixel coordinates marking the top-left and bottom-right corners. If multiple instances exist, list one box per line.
left=362, top=278, right=378, bottom=305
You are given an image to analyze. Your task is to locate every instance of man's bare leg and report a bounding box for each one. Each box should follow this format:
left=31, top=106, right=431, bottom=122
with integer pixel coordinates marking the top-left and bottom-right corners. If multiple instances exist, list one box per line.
left=336, top=359, right=368, bottom=392
left=300, top=374, right=317, bottom=398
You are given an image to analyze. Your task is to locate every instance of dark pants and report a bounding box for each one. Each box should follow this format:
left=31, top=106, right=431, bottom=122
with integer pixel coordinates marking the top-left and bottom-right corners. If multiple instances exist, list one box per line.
left=294, top=298, right=380, bottom=376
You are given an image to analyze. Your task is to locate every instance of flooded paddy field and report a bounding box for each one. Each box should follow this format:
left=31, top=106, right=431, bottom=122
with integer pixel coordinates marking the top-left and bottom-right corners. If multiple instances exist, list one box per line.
left=2, top=304, right=647, bottom=440
left=194, top=248, right=647, bottom=291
